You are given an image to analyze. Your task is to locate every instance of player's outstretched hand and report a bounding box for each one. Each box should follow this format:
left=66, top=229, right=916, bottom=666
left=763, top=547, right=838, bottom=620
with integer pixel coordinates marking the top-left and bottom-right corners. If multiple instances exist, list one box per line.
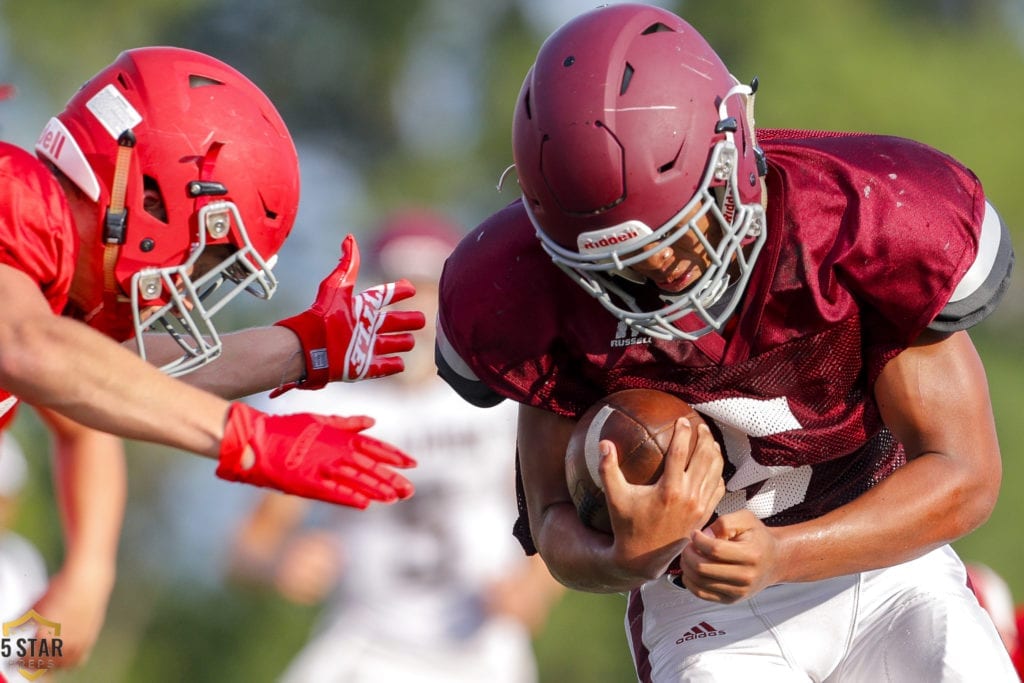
left=601, top=417, right=725, bottom=581
left=216, top=403, right=416, bottom=508
left=271, top=234, right=426, bottom=397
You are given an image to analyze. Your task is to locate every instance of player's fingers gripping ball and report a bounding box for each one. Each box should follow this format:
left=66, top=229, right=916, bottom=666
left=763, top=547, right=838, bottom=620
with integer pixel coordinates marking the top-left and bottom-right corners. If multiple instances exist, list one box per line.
left=271, top=234, right=426, bottom=396
left=216, top=403, right=416, bottom=508
left=565, top=388, right=703, bottom=534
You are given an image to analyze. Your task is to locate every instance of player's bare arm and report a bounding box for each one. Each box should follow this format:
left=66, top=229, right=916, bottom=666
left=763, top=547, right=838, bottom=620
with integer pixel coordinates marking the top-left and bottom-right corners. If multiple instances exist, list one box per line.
left=0, top=262, right=228, bottom=456
left=131, top=234, right=424, bottom=400
left=136, top=325, right=307, bottom=399
left=30, top=408, right=125, bottom=667
left=1, top=262, right=414, bottom=509
left=518, top=404, right=724, bottom=593
left=680, top=329, right=1000, bottom=603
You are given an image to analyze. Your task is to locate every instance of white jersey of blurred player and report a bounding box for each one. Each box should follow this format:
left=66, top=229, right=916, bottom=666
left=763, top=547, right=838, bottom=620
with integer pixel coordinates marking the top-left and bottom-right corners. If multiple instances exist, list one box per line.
left=0, top=433, right=49, bottom=680
left=252, top=376, right=533, bottom=683
left=238, top=209, right=560, bottom=683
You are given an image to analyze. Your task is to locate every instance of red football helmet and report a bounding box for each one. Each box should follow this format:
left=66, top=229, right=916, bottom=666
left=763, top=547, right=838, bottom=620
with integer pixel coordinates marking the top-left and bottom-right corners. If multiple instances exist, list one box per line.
left=369, top=208, right=463, bottom=282
left=513, top=4, right=767, bottom=340
left=35, top=46, right=299, bottom=375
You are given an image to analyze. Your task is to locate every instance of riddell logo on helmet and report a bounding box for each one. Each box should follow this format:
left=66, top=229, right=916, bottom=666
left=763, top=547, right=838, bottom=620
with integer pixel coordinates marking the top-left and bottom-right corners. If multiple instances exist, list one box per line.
left=721, top=190, right=737, bottom=224
left=580, top=228, right=641, bottom=252
left=37, top=125, right=68, bottom=160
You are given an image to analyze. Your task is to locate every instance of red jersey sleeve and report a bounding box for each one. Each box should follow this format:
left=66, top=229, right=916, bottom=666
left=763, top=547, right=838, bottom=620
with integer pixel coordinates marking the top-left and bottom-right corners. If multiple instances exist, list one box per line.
left=0, top=143, right=77, bottom=314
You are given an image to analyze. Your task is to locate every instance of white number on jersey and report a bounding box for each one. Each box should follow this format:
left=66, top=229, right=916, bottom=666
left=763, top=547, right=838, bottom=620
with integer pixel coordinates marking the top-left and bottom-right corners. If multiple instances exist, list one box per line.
left=693, top=396, right=812, bottom=519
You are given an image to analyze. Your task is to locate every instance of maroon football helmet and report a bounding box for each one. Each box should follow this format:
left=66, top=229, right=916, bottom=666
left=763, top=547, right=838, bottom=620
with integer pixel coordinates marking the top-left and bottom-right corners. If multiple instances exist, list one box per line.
left=36, top=47, right=299, bottom=374
left=513, top=4, right=767, bottom=340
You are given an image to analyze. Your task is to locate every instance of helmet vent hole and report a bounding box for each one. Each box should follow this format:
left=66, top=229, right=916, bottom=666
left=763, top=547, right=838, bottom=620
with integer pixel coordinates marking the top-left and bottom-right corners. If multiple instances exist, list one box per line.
left=261, top=195, right=278, bottom=221
left=188, top=75, right=225, bottom=89
left=658, top=143, right=684, bottom=175
left=620, top=63, right=635, bottom=95
left=523, top=88, right=532, bottom=120
left=641, top=22, right=674, bottom=35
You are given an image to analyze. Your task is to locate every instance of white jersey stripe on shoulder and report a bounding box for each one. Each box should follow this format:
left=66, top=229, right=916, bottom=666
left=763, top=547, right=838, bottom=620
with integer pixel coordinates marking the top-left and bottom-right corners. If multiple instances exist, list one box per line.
left=435, top=315, right=480, bottom=382
left=0, top=395, right=17, bottom=419
left=949, top=200, right=1002, bottom=303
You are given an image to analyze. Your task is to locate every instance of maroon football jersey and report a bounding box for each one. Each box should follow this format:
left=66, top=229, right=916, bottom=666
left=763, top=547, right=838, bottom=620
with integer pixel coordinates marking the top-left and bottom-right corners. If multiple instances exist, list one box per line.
left=436, top=131, right=1011, bottom=547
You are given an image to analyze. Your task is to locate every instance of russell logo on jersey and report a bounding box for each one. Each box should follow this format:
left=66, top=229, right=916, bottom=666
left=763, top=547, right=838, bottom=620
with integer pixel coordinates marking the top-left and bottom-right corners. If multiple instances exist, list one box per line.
left=609, top=321, right=652, bottom=349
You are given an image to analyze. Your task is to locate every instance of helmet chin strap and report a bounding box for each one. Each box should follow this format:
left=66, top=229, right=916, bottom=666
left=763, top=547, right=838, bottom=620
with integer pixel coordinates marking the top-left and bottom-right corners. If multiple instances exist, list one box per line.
left=745, top=77, right=768, bottom=178
left=93, top=129, right=136, bottom=341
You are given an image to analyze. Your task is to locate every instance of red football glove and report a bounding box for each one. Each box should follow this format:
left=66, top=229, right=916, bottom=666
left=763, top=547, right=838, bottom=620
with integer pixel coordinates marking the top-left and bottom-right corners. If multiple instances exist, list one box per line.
left=216, top=403, right=416, bottom=508
left=271, top=234, right=426, bottom=397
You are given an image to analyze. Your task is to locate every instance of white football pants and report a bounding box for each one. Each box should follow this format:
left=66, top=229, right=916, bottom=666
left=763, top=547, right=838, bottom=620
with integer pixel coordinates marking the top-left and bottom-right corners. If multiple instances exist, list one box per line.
left=626, top=544, right=1017, bottom=681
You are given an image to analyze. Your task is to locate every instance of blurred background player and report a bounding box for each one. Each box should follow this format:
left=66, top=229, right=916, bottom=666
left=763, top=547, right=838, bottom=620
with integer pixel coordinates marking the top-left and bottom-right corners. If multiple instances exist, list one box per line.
left=0, top=423, right=118, bottom=677
left=0, top=434, right=46, bottom=617
left=16, top=410, right=125, bottom=669
left=0, top=433, right=48, bottom=681
left=229, top=209, right=565, bottom=683
left=966, top=562, right=1024, bottom=676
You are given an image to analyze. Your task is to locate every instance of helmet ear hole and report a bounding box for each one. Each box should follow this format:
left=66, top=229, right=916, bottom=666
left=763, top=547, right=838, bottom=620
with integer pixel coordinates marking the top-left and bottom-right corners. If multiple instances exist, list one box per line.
left=142, top=176, right=168, bottom=223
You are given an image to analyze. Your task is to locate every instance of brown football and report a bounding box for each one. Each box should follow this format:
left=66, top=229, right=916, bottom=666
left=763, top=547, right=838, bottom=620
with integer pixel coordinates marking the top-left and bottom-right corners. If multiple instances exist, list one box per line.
left=564, top=388, right=702, bottom=534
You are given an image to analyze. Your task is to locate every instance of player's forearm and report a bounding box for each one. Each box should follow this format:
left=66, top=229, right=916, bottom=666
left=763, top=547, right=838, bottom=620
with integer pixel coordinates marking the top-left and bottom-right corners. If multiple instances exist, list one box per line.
left=535, top=501, right=676, bottom=593
left=771, top=330, right=1003, bottom=583
left=50, top=425, right=126, bottom=573
left=1, top=315, right=227, bottom=457
left=137, top=326, right=305, bottom=399
left=771, top=451, right=998, bottom=584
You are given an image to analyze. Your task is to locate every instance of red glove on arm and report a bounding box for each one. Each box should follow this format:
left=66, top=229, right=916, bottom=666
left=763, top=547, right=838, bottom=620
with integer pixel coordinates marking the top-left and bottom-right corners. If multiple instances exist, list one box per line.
left=216, top=403, right=416, bottom=508
left=272, top=234, right=425, bottom=397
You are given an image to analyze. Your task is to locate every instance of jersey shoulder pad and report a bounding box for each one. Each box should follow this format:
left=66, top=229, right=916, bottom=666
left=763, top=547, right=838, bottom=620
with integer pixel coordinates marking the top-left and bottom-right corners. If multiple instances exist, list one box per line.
left=775, top=134, right=989, bottom=341
left=436, top=201, right=568, bottom=407
left=930, top=199, right=1014, bottom=331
